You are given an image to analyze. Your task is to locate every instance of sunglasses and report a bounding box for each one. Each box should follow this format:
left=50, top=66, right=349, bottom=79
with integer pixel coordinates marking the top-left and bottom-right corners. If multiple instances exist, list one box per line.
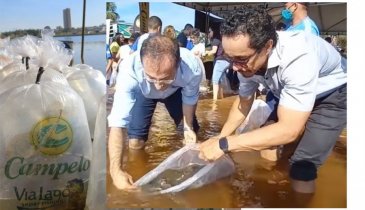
left=223, top=50, right=258, bottom=66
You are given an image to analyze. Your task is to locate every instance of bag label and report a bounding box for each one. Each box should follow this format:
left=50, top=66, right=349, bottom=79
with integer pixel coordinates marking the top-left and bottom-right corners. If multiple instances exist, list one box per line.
left=30, top=117, right=73, bottom=156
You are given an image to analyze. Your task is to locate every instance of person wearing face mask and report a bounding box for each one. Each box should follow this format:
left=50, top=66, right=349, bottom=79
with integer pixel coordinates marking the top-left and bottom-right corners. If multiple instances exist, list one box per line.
left=199, top=6, right=346, bottom=194
left=108, top=35, right=202, bottom=190
left=281, top=2, right=319, bottom=35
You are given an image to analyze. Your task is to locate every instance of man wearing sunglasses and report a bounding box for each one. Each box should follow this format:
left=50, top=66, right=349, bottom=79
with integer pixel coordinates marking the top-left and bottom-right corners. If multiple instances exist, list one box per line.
left=108, top=35, right=202, bottom=190
left=199, top=6, right=346, bottom=194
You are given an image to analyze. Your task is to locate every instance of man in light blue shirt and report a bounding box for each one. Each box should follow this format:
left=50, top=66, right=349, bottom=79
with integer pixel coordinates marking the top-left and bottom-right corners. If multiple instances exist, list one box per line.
left=281, top=2, right=319, bottom=35
left=108, top=35, right=203, bottom=190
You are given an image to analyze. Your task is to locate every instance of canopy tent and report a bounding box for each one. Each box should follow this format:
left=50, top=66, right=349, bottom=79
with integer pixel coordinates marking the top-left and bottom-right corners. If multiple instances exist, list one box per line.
left=175, top=2, right=347, bottom=35
left=117, top=24, right=132, bottom=38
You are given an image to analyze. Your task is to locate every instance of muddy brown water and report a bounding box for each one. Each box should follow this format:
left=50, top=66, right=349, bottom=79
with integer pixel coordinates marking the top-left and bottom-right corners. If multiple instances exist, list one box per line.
left=106, top=90, right=346, bottom=208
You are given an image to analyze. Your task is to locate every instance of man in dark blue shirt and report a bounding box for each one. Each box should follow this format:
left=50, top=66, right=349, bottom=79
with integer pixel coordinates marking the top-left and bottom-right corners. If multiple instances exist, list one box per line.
left=177, top=23, right=193, bottom=48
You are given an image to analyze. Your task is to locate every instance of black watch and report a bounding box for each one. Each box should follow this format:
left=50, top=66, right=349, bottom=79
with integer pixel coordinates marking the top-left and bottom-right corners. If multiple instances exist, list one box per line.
left=219, top=137, right=229, bottom=154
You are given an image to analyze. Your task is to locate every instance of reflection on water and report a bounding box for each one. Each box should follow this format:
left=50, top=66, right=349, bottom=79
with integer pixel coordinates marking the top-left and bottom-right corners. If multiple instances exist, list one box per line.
left=55, top=34, right=105, bottom=71
left=107, top=90, right=346, bottom=208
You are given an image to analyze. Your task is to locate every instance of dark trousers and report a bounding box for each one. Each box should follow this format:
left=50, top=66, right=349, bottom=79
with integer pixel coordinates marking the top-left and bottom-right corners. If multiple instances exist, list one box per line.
left=128, top=88, right=199, bottom=141
left=264, top=84, right=347, bottom=181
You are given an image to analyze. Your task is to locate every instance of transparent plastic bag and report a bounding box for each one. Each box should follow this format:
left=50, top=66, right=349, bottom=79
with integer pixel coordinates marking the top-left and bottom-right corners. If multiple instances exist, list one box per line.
left=0, top=47, right=13, bottom=71
left=0, top=37, right=10, bottom=48
left=0, top=67, right=68, bottom=95
left=0, top=62, right=26, bottom=83
left=134, top=144, right=235, bottom=194
left=65, top=64, right=106, bottom=138
left=236, top=99, right=273, bottom=134
left=9, top=35, right=39, bottom=59
left=0, top=81, right=91, bottom=209
left=85, top=95, right=107, bottom=210
left=197, top=57, right=208, bottom=93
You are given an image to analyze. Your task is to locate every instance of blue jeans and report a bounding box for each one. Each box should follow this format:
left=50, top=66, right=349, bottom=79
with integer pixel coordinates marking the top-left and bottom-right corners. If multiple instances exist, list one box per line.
left=212, top=59, right=230, bottom=85
left=128, top=88, right=199, bottom=141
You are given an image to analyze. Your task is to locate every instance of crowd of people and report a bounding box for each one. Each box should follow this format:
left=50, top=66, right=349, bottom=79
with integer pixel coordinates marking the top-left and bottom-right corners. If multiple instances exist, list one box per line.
left=106, top=2, right=347, bottom=195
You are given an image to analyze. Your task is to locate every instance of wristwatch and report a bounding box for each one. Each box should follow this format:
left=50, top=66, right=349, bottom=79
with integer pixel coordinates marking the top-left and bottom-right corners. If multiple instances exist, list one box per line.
left=219, top=137, right=229, bottom=154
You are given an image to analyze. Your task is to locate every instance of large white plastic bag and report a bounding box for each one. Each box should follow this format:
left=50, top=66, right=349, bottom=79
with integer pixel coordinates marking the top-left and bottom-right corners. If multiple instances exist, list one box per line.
left=134, top=144, right=235, bottom=194
left=65, top=64, right=106, bottom=138
left=0, top=82, right=92, bottom=209
left=0, top=67, right=69, bottom=95
left=0, top=62, right=26, bottom=82
left=86, top=95, right=107, bottom=210
left=236, top=99, right=272, bottom=134
left=9, top=35, right=39, bottom=59
left=0, top=47, right=13, bottom=70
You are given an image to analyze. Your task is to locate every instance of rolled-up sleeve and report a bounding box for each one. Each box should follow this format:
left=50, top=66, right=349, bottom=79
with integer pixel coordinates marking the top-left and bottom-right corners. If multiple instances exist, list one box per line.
left=107, top=58, right=138, bottom=127
left=181, top=56, right=203, bottom=105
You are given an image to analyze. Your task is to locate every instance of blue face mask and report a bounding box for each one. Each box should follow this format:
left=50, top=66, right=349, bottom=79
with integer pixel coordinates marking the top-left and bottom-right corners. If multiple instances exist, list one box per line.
left=281, top=3, right=296, bottom=22
left=281, top=9, right=293, bottom=21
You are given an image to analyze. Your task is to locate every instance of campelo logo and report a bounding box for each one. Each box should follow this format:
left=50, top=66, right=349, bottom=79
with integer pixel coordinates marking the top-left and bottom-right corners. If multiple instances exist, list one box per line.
left=30, top=117, right=73, bottom=155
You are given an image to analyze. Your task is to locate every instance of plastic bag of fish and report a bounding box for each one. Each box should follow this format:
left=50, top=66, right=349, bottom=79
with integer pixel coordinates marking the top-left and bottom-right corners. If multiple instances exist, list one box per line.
left=134, top=144, right=235, bottom=194
left=236, top=99, right=272, bottom=134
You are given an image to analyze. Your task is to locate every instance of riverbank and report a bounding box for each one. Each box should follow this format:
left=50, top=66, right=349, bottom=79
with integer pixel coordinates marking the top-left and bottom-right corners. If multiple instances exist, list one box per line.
left=54, top=32, right=104, bottom=37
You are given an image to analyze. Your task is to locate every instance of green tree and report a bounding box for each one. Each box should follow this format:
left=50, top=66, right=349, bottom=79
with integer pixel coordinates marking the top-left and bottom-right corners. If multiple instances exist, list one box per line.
left=106, top=2, right=120, bottom=22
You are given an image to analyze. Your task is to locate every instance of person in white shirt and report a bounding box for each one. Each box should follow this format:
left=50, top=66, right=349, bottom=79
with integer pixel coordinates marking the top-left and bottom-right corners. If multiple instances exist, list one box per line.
left=116, top=32, right=140, bottom=65
left=190, top=28, right=205, bottom=58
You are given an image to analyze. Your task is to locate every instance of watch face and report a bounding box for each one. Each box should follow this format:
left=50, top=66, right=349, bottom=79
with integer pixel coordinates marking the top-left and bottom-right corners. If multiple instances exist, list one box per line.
left=219, top=137, right=229, bottom=153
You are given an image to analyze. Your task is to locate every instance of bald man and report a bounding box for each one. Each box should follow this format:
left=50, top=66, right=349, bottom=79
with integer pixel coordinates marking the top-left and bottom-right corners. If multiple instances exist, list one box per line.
left=108, top=35, right=203, bottom=190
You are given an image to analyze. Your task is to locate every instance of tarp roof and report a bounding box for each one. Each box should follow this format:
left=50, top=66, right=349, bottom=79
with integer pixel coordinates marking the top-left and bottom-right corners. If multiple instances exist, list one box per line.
left=118, top=24, right=132, bottom=38
left=175, top=2, right=346, bottom=34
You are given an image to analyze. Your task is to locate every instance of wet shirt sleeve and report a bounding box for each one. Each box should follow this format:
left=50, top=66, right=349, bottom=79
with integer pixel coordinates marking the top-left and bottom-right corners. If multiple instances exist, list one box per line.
left=107, top=56, right=139, bottom=127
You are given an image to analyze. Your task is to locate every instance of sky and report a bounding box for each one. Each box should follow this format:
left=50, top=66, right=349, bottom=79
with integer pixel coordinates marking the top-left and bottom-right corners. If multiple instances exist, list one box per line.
left=0, top=0, right=195, bottom=33
left=0, top=0, right=105, bottom=32
left=116, top=1, right=195, bottom=32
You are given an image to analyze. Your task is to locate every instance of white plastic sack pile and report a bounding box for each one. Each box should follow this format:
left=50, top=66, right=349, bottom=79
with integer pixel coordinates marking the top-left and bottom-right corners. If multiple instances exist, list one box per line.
left=0, top=81, right=92, bottom=210
left=0, top=37, right=13, bottom=69
left=8, top=35, right=40, bottom=70
left=0, top=62, right=26, bottom=82
left=236, top=99, right=273, bottom=134
left=85, top=95, right=107, bottom=210
left=65, top=64, right=106, bottom=138
left=0, top=67, right=69, bottom=95
left=134, top=144, right=235, bottom=194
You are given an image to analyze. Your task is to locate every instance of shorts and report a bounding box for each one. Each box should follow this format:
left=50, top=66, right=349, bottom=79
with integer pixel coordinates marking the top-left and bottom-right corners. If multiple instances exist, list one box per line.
left=212, top=59, right=230, bottom=85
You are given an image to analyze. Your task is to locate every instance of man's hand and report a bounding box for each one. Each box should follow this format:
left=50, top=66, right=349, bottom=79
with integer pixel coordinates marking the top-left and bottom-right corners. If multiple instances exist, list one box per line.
left=198, top=136, right=225, bottom=161
left=110, top=168, right=137, bottom=191
left=184, top=128, right=197, bottom=144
